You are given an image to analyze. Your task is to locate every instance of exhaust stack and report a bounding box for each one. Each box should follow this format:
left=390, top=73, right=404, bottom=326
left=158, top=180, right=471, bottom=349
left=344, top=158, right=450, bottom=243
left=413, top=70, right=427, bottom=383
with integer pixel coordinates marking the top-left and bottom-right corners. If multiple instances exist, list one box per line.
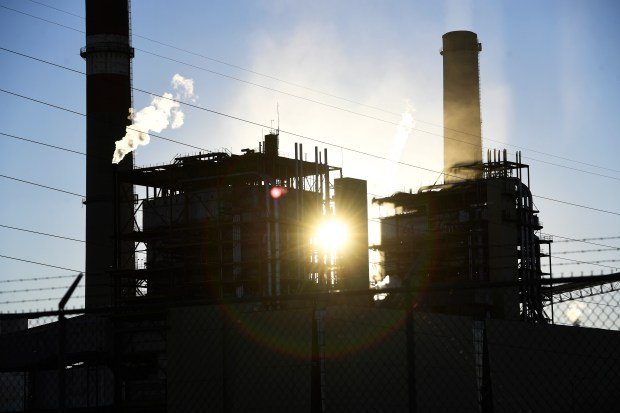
left=441, top=31, right=483, bottom=182
left=81, top=0, right=135, bottom=308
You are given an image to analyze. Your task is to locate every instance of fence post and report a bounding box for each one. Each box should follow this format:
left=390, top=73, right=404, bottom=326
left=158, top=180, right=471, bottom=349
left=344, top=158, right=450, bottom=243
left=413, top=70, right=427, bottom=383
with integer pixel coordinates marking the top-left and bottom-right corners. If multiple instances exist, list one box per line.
left=406, top=291, right=417, bottom=413
left=58, top=273, right=83, bottom=412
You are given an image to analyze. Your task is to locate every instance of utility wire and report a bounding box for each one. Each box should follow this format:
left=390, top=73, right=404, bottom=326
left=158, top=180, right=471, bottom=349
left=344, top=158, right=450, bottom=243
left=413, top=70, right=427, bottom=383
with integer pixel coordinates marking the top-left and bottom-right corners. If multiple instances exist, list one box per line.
left=2, top=46, right=619, bottom=183
left=0, top=173, right=83, bottom=198
left=3, top=46, right=618, bottom=183
left=139, top=90, right=620, bottom=217
left=27, top=0, right=83, bottom=20
left=541, top=234, right=619, bottom=249
left=0, top=131, right=85, bottom=156
left=2, top=85, right=619, bottom=217
left=0, top=253, right=83, bottom=272
left=3, top=5, right=620, bottom=176
left=533, top=195, right=620, bottom=217
left=0, top=88, right=210, bottom=153
left=548, top=256, right=618, bottom=269
left=0, top=223, right=85, bottom=243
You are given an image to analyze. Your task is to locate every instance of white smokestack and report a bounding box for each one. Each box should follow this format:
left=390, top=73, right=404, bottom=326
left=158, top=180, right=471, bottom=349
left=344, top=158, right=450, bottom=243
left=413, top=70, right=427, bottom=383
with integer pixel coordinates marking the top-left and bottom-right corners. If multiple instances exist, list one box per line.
left=112, top=74, right=195, bottom=163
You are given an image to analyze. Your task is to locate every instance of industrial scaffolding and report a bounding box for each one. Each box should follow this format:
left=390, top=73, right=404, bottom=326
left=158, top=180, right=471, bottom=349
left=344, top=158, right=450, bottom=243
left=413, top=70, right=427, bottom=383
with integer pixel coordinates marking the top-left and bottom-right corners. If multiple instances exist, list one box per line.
left=112, top=134, right=354, bottom=303
left=372, top=151, right=553, bottom=322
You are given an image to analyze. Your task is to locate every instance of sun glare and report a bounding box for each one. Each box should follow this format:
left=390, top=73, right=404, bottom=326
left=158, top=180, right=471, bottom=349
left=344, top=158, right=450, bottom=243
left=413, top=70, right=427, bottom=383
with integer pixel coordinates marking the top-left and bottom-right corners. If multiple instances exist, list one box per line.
left=314, top=219, right=349, bottom=251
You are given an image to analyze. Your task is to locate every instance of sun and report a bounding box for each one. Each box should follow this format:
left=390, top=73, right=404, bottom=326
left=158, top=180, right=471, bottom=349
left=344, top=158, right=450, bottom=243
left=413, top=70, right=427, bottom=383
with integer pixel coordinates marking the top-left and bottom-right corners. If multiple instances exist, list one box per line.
left=314, top=219, right=349, bottom=252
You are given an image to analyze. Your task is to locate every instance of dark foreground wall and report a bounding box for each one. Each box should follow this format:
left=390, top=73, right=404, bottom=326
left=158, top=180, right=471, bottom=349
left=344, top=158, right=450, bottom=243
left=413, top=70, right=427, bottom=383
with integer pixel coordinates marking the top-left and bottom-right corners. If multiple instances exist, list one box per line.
left=166, top=305, right=620, bottom=412
left=2, top=305, right=620, bottom=412
left=487, top=319, right=620, bottom=412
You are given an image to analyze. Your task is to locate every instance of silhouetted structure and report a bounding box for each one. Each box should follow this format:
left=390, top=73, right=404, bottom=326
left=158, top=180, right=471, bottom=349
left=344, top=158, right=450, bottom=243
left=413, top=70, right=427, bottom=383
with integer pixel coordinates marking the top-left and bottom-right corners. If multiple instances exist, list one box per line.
left=442, top=30, right=483, bottom=182
left=112, top=137, right=369, bottom=303
left=80, top=0, right=135, bottom=308
left=373, top=31, right=551, bottom=321
left=374, top=152, right=552, bottom=321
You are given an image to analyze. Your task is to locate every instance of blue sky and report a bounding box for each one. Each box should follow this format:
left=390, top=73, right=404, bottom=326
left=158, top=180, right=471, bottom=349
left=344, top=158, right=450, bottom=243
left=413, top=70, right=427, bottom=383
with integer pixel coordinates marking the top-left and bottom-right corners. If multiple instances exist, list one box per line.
left=0, top=0, right=618, bottom=313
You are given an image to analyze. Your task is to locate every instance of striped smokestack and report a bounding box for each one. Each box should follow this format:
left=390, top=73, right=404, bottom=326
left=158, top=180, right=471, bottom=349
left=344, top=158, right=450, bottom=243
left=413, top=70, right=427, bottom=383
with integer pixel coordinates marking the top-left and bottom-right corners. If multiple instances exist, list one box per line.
left=81, top=0, right=135, bottom=308
left=441, top=31, right=483, bottom=182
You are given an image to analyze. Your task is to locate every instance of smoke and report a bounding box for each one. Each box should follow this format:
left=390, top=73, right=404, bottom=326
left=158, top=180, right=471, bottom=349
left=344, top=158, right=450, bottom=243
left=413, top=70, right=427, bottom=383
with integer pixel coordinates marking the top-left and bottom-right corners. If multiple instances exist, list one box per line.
left=564, top=302, right=586, bottom=326
left=388, top=106, right=415, bottom=163
left=379, top=104, right=415, bottom=191
left=112, top=74, right=195, bottom=163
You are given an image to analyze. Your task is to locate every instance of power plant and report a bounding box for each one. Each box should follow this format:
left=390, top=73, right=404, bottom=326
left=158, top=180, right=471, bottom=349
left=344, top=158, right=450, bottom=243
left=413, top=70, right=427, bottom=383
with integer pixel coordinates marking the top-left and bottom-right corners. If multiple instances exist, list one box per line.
left=1, top=3, right=620, bottom=412
left=373, top=31, right=551, bottom=322
left=113, top=137, right=369, bottom=303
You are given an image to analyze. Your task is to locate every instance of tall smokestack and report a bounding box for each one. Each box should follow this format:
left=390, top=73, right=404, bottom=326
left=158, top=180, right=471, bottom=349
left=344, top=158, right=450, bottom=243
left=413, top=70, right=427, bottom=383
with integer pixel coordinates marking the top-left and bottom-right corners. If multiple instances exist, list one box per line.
left=81, top=0, right=135, bottom=308
left=441, top=31, right=482, bottom=182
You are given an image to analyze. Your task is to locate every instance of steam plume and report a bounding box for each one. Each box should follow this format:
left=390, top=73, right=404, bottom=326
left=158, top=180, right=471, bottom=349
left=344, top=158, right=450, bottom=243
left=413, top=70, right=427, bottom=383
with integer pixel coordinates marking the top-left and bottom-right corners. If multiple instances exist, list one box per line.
left=112, top=74, right=195, bottom=163
left=388, top=107, right=414, bottom=162
left=381, top=104, right=415, bottom=186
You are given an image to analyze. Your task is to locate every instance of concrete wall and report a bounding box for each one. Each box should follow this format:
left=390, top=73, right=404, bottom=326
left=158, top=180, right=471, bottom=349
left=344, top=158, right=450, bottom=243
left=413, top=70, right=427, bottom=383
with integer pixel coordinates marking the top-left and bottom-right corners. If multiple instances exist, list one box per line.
left=487, top=319, right=620, bottom=412
left=167, top=305, right=313, bottom=413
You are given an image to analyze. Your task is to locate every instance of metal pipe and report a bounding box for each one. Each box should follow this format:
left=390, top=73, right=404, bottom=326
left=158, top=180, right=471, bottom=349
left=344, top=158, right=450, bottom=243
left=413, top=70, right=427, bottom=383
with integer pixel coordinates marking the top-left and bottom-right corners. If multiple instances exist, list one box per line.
left=324, top=148, right=329, bottom=212
left=265, top=184, right=272, bottom=296
left=274, top=196, right=281, bottom=297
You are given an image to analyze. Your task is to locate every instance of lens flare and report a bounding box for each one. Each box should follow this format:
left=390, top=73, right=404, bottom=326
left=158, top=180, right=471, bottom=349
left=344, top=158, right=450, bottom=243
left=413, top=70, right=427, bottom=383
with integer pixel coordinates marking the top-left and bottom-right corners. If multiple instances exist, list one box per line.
left=270, top=186, right=286, bottom=199
left=314, top=219, right=348, bottom=251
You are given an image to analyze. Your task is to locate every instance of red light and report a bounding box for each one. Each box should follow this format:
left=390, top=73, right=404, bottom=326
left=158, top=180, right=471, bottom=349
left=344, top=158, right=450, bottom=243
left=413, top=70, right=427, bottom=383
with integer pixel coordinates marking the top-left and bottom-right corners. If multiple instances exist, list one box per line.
left=270, top=186, right=286, bottom=199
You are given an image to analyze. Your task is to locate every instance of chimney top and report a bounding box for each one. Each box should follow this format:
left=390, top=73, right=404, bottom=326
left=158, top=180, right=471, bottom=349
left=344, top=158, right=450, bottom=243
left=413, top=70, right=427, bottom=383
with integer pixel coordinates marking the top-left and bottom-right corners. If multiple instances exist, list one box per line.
left=441, top=31, right=481, bottom=54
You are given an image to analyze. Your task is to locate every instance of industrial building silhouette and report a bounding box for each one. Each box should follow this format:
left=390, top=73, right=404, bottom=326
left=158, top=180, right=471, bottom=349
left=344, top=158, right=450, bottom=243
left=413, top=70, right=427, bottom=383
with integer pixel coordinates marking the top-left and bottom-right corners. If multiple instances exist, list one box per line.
left=1, top=1, right=619, bottom=411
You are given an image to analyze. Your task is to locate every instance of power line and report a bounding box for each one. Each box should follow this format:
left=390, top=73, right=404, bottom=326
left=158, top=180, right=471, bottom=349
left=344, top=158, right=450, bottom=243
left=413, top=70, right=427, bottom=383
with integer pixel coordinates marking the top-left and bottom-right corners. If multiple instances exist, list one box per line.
left=7, top=45, right=620, bottom=183
left=0, top=131, right=85, bottom=156
left=0, top=88, right=210, bottom=154
left=0, top=253, right=83, bottom=272
left=0, top=173, right=84, bottom=198
left=133, top=49, right=620, bottom=179
left=2, top=85, right=619, bottom=218
left=2, top=45, right=619, bottom=190
left=534, top=195, right=620, bottom=217
left=0, top=223, right=85, bottom=243
left=0, top=4, right=82, bottom=34
left=4, top=5, right=620, bottom=176
left=141, top=90, right=620, bottom=217
left=27, top=0, right=84, bottom=20
left=541, top=234, right=620, bottom=249
left=548, top=256, right=619, bottom=269
left=0, top=87, right=83, bottom=116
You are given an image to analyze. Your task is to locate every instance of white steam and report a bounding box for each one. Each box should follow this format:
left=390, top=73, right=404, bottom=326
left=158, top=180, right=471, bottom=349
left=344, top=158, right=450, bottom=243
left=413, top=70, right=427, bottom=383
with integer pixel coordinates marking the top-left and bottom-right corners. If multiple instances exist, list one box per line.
left=112, top=74, right=195, bottom=163
left=381, top=104, right=415, bottom=186
left=388, top=107, right=415, bottom=163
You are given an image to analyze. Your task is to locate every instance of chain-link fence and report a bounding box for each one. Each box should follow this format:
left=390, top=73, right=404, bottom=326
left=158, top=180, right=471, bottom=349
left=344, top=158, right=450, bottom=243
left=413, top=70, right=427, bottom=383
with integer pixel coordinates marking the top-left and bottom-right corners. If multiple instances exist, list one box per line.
left=1, top=275, right=620, bottom=412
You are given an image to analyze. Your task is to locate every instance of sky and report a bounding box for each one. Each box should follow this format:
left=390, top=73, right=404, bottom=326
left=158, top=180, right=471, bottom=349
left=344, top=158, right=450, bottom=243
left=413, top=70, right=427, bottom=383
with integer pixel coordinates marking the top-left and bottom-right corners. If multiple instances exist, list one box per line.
left=0, top=0, right=618, bottom=317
